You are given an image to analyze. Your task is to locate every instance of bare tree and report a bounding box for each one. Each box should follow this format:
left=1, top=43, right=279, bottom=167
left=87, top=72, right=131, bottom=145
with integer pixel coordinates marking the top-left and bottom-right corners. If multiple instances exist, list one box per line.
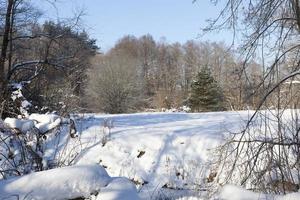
left=86, top=52, right=141, bottom=113
left=0, top=0, right=15, bottom=116
left=200, top=0, right=300, bottom=195
left=0, top=0, right=97, bottom=118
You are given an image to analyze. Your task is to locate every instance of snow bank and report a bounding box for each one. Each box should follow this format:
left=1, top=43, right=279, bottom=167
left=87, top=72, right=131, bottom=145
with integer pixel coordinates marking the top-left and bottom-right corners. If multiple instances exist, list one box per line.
left=0, top=164, right=111, bottom=200
left=29, top=113, right=60, bottom=124
left=220, top=185, right=268, bottom=200
left=4, top=118, right=35, bottom=133
left=220, top=184, right=300, bottom=200
left=97, top=177, right=140, bottom=200
left=76, top=112, right=242, bottom=192
left=73, top=112, right=300, bottom=199
left=4, top=113, right=65, bottom=134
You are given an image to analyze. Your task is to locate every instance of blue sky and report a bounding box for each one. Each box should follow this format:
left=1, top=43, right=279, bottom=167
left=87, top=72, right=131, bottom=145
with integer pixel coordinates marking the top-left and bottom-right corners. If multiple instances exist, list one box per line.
left=36, top=0, right=232, bottom=51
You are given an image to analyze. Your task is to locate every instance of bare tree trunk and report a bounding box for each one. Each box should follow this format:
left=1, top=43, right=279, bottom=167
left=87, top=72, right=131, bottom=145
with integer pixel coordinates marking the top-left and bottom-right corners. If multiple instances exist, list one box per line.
left=8, top=0, right=15, bottom=74
left=0, top=0, right=14, bottom=117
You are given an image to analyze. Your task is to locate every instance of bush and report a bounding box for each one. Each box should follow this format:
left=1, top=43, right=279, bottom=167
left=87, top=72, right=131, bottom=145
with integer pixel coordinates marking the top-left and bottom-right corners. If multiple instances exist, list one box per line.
left=86, top=53, right=142, bottom=114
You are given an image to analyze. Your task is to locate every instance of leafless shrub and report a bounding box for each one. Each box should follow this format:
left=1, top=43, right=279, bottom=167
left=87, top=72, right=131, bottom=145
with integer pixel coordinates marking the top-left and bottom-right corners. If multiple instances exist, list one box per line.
left=86, top=53, right=142, bottom=114
left=208, top=105, right=300, bottom=195
left=198, top=0, right=300, bottom=195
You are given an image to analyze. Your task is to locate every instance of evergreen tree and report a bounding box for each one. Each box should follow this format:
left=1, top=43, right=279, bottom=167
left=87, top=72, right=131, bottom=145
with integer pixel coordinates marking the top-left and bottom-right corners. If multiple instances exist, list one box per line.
left=189, top=66, right=225, bottom=112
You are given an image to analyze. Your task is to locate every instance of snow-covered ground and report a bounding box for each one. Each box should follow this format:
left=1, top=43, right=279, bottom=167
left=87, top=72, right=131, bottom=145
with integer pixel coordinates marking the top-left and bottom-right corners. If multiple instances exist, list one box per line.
left=73, top=111, right=252, bottom=199
left=0, top=164, right=140, bottom=200
left=1, top=111, right=300, bottom=199
left=220, top=185, right=300, bottom=200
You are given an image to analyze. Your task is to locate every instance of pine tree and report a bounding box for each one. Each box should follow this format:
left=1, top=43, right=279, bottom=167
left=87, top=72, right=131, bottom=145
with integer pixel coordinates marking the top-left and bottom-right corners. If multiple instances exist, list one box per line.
left=189, top=66, right=225, bottom=112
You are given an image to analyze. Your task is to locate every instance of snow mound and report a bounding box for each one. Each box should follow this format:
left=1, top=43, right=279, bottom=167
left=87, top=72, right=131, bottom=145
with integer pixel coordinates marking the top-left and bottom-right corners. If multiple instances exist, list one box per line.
left=220, top=185, right=267, bottom=200
left=97, top=177, right=140, bottom=200
left=35, top=117, right=62, bottom=133
left=0, top=164, right=111, bottom=200
left=4, top=113, right=65, bottom=134
left=220, top=184, right=300, bottom=200
left=29, top=113, right=60, bottom=124
left=4, top=118, right=35, bottom=133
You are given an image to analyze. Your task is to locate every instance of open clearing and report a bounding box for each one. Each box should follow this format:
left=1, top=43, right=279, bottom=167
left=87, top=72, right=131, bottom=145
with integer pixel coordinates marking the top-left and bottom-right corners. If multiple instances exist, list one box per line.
left=75, top=111, right=251, bottom=198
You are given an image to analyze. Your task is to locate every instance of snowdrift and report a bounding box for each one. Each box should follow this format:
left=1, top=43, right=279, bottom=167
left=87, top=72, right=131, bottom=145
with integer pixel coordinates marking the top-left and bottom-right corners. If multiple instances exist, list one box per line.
left=220, top=184, right=300, bottom=200
left=0, top=164, right=140, bottom=200
left=4, top=113, right=67, bottom=134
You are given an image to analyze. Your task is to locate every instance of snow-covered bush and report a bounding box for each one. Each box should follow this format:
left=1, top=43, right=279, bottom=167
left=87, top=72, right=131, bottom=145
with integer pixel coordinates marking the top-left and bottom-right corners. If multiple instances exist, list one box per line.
left=2, top=82, right=33, bottom=118
left=0, top=113, right=79, bottom=179
left=34, top=82, right=82, bottom=116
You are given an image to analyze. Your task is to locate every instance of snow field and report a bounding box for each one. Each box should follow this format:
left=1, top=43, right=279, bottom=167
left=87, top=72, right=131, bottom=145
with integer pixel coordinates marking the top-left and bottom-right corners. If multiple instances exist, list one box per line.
left=1, top=111, right=300, bottom=199
left=74, top=111, right=251, bottom=198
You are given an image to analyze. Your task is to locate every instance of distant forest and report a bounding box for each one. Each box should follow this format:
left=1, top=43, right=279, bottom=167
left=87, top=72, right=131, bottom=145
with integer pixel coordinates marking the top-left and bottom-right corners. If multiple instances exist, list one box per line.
left=86, top=35, right=264, bottom=113
left=0, top=0, right=297, bottom=116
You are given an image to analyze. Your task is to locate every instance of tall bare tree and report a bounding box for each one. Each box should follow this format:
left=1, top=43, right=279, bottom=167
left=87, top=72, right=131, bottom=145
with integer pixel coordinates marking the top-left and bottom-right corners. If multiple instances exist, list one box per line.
left=201, top=0, right=300, bottom=195
left=0, top=0, right=14, bottom=115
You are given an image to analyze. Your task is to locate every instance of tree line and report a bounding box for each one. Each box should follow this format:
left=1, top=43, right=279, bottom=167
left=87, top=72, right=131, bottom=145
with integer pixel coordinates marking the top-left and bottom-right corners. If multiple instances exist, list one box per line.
left=86, top=35, right=263, bottom=113
left=1, top=0, right=293, bottom=117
